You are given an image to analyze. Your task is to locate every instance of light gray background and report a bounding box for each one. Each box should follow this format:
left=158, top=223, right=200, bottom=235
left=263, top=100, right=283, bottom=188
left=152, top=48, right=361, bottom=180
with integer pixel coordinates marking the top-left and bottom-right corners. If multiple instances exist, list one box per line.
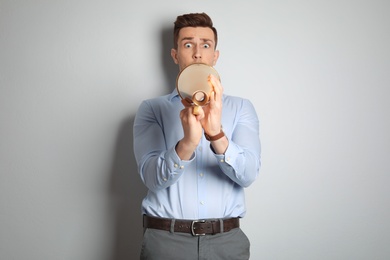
left=1, top=1, right=389, bottom=259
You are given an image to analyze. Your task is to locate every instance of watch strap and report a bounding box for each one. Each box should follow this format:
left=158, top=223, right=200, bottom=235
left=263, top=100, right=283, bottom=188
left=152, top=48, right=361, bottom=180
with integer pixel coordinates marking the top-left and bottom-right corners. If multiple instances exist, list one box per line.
left=204, top=129, right=225, bottom=141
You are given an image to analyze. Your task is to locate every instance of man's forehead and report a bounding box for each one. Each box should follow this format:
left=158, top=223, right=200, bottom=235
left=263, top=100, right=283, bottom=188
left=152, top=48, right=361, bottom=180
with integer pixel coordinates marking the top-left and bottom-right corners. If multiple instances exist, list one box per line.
left=178, top=27, right=215, bottom=41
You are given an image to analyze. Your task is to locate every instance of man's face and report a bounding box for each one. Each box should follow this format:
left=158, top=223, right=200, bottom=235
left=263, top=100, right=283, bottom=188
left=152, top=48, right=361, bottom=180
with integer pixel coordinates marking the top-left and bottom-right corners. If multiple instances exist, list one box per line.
left=171, top=27, right=219, bottom=71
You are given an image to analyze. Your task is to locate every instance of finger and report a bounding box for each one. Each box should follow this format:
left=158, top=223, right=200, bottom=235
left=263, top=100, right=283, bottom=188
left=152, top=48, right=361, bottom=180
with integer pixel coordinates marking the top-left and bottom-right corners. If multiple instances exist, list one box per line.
left=211, top=75, right=222, bottom=92
left=194, top=106, right=205, bottom=120
left=193, top=105, right=200, bottom=115
left=209, top=75, right=222, bottom=101
left=209, top=89, right=216, bottom=103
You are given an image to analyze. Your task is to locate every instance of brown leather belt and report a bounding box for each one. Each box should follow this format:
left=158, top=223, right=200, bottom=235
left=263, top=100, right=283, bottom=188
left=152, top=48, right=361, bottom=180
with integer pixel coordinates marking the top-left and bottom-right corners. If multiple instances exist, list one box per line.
left=143, top=215, right=240, bottom=236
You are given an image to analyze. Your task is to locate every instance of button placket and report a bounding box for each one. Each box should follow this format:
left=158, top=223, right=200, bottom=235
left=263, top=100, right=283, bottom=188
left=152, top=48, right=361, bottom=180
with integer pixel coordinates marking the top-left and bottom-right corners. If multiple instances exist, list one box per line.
left=197, top=141, right=207, bottom=217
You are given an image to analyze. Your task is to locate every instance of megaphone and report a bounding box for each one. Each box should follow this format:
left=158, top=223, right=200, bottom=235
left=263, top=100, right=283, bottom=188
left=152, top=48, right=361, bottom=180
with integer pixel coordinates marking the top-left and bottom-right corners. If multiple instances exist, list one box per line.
left=176, top=63, right=220, bottom=115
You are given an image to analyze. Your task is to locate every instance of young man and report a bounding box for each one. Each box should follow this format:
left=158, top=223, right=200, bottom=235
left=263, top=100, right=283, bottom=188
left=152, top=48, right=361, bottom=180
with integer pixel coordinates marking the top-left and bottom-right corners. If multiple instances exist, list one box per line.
left=133, top=13, right=261, bottom=260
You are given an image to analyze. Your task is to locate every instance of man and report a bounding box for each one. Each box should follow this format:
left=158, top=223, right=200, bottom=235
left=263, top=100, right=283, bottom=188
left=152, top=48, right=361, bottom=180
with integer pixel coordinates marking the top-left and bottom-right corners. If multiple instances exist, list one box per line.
left=133, top=12, right=261, bottom=260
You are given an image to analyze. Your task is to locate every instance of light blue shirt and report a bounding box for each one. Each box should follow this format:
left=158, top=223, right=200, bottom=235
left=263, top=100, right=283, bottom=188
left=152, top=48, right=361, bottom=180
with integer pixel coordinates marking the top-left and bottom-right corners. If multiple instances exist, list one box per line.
left=133, top=89, right=261, bottom=220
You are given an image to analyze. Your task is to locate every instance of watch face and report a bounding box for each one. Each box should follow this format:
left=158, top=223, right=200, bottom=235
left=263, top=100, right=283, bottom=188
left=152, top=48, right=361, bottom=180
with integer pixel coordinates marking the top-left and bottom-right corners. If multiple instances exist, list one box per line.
left=176, top=63, right=220, bottom=106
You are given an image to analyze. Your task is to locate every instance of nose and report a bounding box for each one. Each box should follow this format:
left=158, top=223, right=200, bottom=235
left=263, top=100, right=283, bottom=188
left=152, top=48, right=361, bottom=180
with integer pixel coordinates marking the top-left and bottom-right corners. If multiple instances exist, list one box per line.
left=193, top=46, right=201, bottom=60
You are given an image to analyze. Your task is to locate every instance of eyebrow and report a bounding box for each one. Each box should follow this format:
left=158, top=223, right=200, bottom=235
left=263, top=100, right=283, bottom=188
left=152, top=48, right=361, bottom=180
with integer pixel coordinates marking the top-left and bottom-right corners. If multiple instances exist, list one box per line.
left=180, top=37, right=214, bottom=43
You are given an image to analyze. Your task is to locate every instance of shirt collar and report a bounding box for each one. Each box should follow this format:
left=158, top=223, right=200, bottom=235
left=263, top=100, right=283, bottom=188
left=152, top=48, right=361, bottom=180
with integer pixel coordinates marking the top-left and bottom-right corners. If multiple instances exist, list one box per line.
left=169, top=88, right=180, bottom=102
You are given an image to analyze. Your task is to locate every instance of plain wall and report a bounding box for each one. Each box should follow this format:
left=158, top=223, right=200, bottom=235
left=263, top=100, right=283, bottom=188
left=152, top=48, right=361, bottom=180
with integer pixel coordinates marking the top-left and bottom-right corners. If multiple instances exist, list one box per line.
left=1, top=0, right=389, bottom=259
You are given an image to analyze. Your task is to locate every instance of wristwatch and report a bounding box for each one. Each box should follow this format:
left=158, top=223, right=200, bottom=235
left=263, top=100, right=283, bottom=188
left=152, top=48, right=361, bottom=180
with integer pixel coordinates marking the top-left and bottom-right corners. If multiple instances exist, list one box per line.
left=204, top=127, right=225, bottom=141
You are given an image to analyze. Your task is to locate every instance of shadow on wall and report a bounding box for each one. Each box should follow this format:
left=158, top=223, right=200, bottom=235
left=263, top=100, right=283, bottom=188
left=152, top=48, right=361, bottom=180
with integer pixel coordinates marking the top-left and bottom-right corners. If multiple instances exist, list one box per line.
left=108, top=25, right=178, bottom=260
left=160, top=25, right=179, bottom=93
left=109, top=114, right=146, bottom=260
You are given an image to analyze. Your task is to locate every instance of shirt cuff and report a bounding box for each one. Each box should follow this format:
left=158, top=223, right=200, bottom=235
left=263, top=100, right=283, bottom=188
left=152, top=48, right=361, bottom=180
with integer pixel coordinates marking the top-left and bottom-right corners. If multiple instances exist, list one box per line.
left=212, top=141, right=241, bottom=168
left=164, top=145, right=195, bottom=177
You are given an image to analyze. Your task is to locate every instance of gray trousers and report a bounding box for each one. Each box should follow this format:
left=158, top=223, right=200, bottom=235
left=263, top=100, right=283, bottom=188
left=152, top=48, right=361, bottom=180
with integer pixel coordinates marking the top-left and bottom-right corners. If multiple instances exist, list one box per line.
left=140, top=227, right=250, bottom=260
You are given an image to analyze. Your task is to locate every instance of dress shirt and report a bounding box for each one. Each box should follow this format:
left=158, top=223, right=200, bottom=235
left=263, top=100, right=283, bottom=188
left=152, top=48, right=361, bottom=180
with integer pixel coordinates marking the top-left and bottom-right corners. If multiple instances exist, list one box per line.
left=133, top=89, right=261, bottom=220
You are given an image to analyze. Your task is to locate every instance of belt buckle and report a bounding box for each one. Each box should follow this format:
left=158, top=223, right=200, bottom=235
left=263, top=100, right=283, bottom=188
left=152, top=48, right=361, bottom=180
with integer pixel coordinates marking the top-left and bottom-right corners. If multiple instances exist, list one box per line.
left=191, top=219, right=206, bottom=236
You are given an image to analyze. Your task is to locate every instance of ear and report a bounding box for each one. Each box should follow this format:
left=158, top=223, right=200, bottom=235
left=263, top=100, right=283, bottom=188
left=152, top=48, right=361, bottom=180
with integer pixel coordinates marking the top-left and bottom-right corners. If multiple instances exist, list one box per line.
left=171, top=48, right=179, bottom=64
left=213, top=50, right=220, bottom=66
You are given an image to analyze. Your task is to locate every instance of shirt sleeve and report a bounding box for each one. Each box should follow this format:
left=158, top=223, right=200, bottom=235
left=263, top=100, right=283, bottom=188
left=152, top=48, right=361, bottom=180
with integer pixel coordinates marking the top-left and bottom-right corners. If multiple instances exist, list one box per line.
left=213, top=98, right=261, bottom=187
left=133, top=100, right=194, bottom=192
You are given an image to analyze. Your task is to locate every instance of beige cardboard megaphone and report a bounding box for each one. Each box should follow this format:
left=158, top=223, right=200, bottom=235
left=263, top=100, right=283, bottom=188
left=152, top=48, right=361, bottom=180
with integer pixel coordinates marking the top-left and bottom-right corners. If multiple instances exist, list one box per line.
left=176, top=63, right=220, bottom=115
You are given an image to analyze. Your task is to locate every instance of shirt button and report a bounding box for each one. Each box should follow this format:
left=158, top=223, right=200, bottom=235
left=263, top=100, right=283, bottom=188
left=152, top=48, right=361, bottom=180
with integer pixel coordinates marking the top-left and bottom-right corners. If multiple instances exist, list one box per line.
left=200, top=201, right=205, bottom=205
left=226, top=157, right=231, bottom=161
left=174, top=163, right=178, bottom=168
left=163, top=178, right=167, bottom=182
left=180, top=165, right=184, bottom=169
left=220, top=159, right=224, bottom=163
left=199, top=173, right=204, bottom=177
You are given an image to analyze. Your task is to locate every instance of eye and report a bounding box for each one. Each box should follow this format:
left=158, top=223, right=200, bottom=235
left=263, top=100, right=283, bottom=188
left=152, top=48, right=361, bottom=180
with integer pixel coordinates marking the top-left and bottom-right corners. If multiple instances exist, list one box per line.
left=184, top=43, right=192, bottom=48
left=203, top=43, right=211, bottom=49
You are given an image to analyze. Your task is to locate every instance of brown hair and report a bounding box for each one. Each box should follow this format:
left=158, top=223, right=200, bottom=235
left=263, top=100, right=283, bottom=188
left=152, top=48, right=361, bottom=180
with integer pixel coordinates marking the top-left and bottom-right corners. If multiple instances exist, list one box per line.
left=173, top=13, right=218, bottom=50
